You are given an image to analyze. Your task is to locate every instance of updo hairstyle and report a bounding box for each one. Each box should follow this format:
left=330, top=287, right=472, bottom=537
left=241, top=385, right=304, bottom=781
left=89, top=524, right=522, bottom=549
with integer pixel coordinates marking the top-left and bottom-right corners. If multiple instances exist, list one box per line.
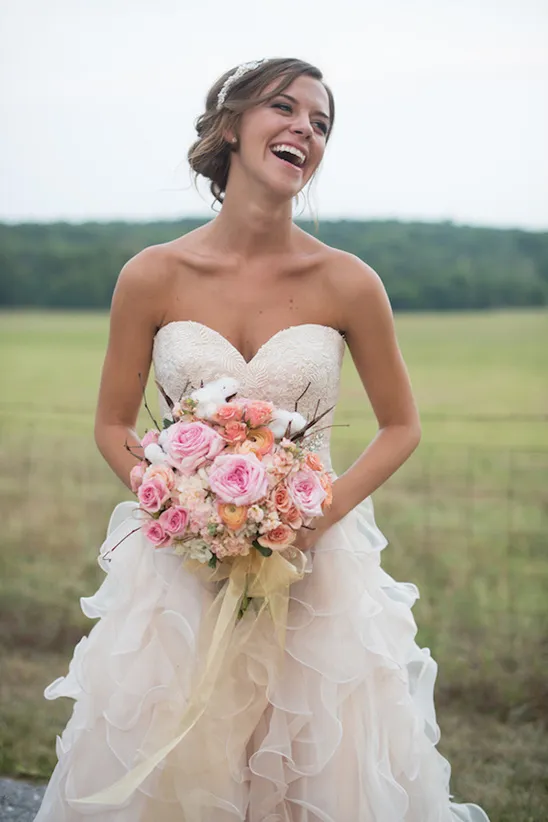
left=187, top=57, right=335, bottom=206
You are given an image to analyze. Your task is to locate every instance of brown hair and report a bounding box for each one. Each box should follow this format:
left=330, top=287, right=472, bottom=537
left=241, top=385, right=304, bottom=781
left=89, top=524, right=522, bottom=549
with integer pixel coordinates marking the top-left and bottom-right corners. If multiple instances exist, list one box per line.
left=187, top=57, right=335, bottom=207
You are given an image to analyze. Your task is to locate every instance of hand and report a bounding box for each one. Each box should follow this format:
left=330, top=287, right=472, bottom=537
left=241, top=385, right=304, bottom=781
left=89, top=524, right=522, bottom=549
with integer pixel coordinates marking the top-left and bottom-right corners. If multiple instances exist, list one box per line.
left=292, top=514, right=332, bottom=553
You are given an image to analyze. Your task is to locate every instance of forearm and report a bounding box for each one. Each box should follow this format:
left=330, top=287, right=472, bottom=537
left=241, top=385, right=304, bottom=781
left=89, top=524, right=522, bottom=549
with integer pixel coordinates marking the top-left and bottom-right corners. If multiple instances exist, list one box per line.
left=94, top=423, right=144, bottom=492
left=328, top=423, right=421, bottom=524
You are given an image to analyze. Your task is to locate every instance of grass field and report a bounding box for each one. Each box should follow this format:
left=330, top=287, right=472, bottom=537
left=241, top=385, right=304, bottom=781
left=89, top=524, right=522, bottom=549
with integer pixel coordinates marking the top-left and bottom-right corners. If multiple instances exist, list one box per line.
left=1, top=309, right=547, bottom=820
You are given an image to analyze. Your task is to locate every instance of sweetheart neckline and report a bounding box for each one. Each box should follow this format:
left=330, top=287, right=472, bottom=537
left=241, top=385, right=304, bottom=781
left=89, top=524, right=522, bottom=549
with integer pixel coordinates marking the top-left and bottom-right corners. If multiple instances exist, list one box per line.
left=153, top=320, right=346, bottom=366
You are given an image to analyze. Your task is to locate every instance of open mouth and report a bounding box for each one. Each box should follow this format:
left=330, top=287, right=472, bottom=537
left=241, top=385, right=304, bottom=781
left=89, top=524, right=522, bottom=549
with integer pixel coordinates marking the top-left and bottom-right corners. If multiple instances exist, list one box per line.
left=270, top=143, right=306, bottom=171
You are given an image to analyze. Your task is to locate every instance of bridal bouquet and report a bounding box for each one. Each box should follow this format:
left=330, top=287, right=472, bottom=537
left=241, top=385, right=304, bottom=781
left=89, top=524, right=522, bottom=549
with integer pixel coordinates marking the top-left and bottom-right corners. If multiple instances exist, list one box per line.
left=124, top=376, right=333, bottom=573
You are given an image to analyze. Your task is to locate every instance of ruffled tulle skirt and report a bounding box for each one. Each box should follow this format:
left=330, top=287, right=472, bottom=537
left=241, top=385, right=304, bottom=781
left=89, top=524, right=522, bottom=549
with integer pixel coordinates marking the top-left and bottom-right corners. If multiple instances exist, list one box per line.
left=35, top=495, right=489, bottom=821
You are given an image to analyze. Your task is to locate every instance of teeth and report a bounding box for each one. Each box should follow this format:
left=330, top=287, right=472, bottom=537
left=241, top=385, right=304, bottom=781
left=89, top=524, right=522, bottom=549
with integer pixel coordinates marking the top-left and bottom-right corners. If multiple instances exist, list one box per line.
left=270, top=143, right=306, bottom=166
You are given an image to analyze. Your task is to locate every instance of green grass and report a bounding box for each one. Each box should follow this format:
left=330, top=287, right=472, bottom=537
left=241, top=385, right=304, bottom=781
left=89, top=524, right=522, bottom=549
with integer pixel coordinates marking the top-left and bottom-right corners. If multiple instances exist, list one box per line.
left=1, top=308, right=547, bottom=819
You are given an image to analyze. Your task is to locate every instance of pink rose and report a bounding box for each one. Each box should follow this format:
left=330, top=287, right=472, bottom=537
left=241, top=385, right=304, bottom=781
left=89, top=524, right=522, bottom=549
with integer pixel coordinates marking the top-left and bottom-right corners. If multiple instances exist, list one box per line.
left=159, top=505, right=189, bottom=536
left=141, top=429, right=160, bottom=449
left=142, top=518, right=172, bottom=548
left=129, top=461, right=147, bottom=492
left=287, top=469, right=327, bottom=519
left=208, top=453, right=269, bottom=506
left=164, top=421, right=225, bottom=475
left=137, top=476, right=171, bottom=513
left=243, top=400, right=274, bottom=428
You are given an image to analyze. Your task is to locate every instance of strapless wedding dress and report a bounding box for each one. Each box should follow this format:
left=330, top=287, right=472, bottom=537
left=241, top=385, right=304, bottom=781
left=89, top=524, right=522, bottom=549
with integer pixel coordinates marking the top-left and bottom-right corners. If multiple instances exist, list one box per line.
left=35, top=321, right=490, bottom=822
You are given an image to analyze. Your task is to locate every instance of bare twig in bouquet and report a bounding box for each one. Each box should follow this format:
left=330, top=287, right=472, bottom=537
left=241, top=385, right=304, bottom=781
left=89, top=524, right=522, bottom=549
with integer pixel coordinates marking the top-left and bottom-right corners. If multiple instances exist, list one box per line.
left=124, top=439, right=145, bottom=461
left=101, top=526, right=143, bottom=561
left=294, top=381, right=311, bottom=411
left=290, top=404, right=336, bottom=442
left=154, top=379, right=175, bottom=412
left=178, top=380, right=194, bottom=402
left=138, top=371, right=161, bottom=430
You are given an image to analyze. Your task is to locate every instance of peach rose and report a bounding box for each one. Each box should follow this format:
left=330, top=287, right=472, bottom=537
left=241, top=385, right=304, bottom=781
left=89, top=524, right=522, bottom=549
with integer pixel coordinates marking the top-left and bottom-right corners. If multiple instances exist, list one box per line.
left=305, top=452, right=324, bottom=472
left=145, top=462, right=176, bottom=490
left=283, top=503, right=303, bottom=530
left=246, top=426, right=275, bottom=458
left=257, top=523, right=296, bottom=551
left=272, top=482, right=292, bottom=514
left=217, top=502, right=249, bottom=531
left=243, top=400, right=274, bottom=428
left=213, top=402, right=244, bottom=424
left=220, top=420, right=248, bottom=444
left=320, top=473, right=333, bottom=508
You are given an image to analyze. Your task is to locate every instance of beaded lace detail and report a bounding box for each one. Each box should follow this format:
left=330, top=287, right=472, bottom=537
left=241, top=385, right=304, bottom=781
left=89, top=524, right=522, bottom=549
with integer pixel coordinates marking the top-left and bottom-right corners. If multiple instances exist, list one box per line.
left=152, top=321, right=346, bottom=471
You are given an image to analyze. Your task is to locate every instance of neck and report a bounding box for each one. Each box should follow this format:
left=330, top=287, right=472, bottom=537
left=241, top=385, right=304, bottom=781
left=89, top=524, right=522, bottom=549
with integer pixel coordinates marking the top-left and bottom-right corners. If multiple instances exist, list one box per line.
left=207, top=179, right=295, bottom=259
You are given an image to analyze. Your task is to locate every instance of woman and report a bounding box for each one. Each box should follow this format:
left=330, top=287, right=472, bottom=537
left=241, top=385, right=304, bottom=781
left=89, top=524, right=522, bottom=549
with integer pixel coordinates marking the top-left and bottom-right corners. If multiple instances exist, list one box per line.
left=35, top=57, right=489, bottom=821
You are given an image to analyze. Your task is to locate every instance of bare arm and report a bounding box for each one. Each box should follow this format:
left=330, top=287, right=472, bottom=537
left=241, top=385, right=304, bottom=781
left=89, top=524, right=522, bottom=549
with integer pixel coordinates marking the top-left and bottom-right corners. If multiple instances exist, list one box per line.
left=94, top=247, right=166, bottom=491
left=327, top=253, right=421, bottom=524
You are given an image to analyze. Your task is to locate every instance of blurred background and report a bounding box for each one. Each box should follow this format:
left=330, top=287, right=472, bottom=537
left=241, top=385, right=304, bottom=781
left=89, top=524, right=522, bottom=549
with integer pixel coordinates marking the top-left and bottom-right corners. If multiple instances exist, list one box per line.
left=1, top=1, right=547, bottom=819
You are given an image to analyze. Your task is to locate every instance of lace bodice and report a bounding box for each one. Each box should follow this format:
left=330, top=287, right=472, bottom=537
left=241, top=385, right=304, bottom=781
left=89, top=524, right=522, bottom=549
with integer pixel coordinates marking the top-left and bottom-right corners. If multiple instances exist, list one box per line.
left=152, top=321, right=346, bottom=472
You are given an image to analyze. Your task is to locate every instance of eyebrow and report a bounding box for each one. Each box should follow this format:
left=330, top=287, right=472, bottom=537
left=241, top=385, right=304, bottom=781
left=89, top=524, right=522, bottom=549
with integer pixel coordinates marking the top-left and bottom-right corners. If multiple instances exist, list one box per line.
left=276, top=92, right=330, bottom=122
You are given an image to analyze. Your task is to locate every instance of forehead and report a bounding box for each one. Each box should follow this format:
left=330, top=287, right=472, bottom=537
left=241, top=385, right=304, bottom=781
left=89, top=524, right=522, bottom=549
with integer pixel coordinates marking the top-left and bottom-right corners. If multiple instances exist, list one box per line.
left=264, top=74, right=330, bottom=114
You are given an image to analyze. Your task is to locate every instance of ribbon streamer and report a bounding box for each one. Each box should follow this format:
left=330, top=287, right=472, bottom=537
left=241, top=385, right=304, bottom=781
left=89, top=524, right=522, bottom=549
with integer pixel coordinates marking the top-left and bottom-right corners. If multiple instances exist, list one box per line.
left=72, top=528, right=307, bottom=807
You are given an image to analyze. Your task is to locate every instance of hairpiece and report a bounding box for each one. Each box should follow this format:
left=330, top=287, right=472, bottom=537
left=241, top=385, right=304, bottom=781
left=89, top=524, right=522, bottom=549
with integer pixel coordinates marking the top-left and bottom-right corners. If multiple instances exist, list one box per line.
left=216, top=58, right=269, bottom=111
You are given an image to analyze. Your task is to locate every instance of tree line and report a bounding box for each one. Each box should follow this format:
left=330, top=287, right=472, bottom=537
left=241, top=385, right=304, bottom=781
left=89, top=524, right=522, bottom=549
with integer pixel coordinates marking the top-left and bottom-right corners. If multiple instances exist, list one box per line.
left=0, top=218, right=546, bottom=311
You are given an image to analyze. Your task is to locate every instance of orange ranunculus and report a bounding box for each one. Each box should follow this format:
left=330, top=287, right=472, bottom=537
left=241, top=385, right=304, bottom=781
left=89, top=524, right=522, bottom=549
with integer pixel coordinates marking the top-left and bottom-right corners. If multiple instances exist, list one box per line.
left=305, top=452, right=324, bottom=472
left=319, top=473, right=333, bottom=508
left=246, top=426, right=275, bottom=458
left=272, top=482, right=292, bottom=513
left=257, top=523, right=296, bottom=550
left=283, top=503, right=303, bottom=530
left=217, top=502, right=249, bottom=531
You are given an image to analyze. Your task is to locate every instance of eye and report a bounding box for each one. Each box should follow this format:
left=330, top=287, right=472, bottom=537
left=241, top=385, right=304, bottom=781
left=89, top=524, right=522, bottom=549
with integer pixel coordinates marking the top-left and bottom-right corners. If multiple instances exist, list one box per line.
left=272, top=102, right=292, bottom=113
left=314, top=121, right=328, bottom=136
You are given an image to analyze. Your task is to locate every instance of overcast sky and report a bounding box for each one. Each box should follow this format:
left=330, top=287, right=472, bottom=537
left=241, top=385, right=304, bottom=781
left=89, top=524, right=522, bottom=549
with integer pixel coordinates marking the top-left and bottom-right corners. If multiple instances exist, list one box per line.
left=1, top=0, right=547, bottom=229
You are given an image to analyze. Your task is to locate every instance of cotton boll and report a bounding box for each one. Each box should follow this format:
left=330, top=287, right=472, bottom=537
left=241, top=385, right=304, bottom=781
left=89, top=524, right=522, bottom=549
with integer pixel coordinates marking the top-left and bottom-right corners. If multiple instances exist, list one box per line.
left=267, top=410, right=308, bottom=439
left=191, top=377, right=240, bottom=420
left=144, top=443, right=167, bottom=465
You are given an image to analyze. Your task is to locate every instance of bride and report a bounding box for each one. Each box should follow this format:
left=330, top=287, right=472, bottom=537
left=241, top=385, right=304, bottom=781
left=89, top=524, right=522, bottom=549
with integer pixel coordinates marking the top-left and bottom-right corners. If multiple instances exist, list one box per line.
left=35, top=57, right=490, bottom=821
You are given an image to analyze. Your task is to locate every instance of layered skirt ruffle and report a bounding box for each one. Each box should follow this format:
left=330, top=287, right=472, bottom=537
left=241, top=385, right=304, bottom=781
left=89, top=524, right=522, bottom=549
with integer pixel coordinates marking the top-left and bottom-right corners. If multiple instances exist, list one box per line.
left=35, top=497, right=489, bottom=821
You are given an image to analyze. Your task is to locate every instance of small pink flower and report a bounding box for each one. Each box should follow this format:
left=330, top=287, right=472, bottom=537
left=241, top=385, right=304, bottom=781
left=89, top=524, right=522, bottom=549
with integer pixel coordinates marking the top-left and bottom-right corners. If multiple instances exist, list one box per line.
left=287, top=469, right=327, bottom=520
left=129, top=461, right=147, bottom=493
left=137, top=477, right=171, bottom=513
left=164, top=421, right=225, bottom=476
left=141, top=429, right=160, bottom=449
left=142, top=518, right=172, bottom=548
left=209, top=453, right=269, bottom=506
left=243, top=400, right=274, bottom=428
left=159, top=505, right=189, bottom=536
left=215, top=535, right=250, bottom=559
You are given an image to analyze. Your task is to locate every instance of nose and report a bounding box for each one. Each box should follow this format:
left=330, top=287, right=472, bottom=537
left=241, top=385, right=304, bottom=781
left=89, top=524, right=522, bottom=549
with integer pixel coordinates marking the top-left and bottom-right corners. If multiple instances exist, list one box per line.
left=290, top=114, right=313, bottom=139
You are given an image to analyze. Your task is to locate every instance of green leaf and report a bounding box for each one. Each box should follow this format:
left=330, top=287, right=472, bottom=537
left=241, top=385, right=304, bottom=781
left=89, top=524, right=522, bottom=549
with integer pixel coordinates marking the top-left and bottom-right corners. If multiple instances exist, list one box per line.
left=253, top=539, right=273, bottom=557
left=208, top=553, right=218, bottom=568
left=162, top=417, right=176, bottom=429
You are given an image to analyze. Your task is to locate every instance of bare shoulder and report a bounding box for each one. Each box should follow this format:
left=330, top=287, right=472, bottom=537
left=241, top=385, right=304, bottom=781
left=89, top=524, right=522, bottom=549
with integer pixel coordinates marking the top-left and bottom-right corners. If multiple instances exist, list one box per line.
left=318, top=247, right=389, bottom=333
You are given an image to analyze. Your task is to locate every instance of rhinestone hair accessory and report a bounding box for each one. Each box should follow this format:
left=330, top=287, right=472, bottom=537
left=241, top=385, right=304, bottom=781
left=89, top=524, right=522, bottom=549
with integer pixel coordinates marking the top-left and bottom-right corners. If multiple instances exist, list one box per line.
left=216, top=58, right=269, bottom=110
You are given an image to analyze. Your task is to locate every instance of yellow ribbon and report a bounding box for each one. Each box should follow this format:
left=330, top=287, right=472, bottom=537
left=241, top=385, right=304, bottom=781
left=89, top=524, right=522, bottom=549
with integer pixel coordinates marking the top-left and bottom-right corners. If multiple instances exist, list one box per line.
left=73, top=547, right=307, bottom=807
